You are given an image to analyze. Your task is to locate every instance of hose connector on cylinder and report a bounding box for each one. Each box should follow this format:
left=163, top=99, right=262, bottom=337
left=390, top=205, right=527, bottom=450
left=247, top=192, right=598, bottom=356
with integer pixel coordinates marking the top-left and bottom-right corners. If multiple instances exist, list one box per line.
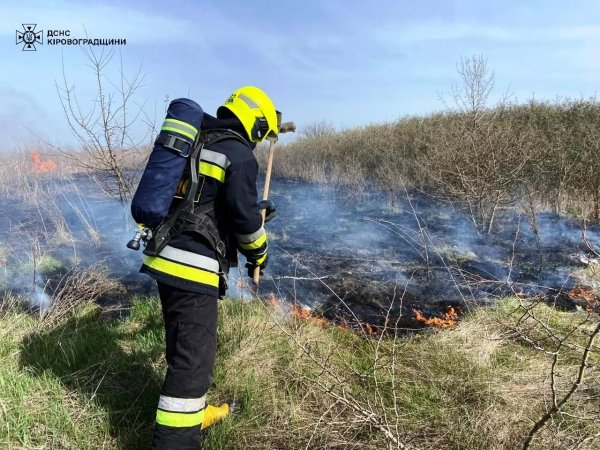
left=127, top=224, right=152, bottom=251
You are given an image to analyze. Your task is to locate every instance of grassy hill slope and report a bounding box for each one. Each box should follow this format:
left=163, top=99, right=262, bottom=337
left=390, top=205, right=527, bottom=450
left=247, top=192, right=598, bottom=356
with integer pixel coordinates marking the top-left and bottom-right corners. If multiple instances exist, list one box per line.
left=1, top=295, right=598, bottom=450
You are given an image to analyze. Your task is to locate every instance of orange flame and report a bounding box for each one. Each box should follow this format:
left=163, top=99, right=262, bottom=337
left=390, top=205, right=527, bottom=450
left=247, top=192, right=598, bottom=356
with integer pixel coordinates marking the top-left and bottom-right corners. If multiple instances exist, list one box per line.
left=413, top=306, right=459, bottom=328
left=267, top=293, right=280, bottom=308
left=290, top=303, right=329, bottom=326
left=566, top=285, right=600, bottom=312
left=567, top=285, right=597, bottom=301
left=30, top=151, right=57, bottom=173
left=266, top=295, right=382, bottom=335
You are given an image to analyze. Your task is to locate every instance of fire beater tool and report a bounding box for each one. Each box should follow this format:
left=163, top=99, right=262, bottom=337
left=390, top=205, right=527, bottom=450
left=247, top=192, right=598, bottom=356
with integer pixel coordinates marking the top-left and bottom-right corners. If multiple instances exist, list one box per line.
left=253, top=121, right=296, bottom=285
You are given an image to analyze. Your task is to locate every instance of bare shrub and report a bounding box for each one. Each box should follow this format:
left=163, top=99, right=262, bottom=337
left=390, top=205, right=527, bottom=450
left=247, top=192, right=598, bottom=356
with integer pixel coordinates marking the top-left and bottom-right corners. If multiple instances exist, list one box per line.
left=55, top=47, right=153, bottom=201
left=501, top=299, right=600, bottom=449
left=39, top=263, right=122, bottom=325
left=272, top=57, right=600, bottom=223
left=299, top=120, right=336, bottom=139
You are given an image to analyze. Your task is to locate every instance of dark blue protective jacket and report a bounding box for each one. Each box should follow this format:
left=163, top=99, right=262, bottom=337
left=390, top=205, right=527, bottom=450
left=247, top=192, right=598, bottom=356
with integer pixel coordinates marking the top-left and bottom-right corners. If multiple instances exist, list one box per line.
left=140, top=114, right=267, bottom=297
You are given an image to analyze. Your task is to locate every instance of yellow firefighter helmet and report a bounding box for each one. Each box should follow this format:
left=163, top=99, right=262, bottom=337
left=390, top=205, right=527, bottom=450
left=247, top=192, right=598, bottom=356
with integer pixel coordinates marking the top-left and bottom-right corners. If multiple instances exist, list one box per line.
left=217, top=86, right=279, bottom=143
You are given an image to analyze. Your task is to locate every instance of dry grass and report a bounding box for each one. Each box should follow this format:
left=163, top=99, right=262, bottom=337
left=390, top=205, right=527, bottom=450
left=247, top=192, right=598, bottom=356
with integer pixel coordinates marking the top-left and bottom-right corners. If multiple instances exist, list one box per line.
left=38, top=262, right=123, bottom=325
left=209, top=298, right=600, bottom=450
left=265, top=98, right=600, bottom=228
left=0, top=292, right=598, bottom=449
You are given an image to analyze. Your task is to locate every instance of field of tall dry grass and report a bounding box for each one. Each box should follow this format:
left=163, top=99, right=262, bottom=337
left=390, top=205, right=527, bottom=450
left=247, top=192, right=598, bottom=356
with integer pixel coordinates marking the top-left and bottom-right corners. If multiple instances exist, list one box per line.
left=267, top=98, right=600, bottom=233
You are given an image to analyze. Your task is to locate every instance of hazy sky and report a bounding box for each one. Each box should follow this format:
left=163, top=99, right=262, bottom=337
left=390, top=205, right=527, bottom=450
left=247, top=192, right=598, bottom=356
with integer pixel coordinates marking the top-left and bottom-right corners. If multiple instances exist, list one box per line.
left=1, top=0, right=599, bottom=149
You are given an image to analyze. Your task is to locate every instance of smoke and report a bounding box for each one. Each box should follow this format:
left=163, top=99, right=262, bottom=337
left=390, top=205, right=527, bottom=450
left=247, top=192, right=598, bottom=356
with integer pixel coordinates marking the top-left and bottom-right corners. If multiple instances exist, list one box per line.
left=260, top=180, right=600, bottom=322
left=0, top=172, right=152, bottom=308
left=31, top=285, right=51, bottom=310
left=1, top=173, right=599, bottom=324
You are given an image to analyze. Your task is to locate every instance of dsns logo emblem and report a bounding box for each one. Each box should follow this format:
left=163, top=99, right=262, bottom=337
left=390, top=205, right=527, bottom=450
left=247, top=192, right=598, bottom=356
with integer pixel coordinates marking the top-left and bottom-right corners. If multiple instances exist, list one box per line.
left=16, top=24, right=43, bottom=51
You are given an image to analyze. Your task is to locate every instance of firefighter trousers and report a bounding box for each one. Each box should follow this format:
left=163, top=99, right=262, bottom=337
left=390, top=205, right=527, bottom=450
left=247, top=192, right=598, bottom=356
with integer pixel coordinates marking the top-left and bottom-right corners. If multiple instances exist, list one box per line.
left=152, top=282, right=218, bottom=450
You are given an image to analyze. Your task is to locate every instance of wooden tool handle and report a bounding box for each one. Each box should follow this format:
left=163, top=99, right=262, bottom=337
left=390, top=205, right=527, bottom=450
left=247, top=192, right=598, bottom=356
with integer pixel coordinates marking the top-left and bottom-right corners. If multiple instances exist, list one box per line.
left=253, top=139, right=276, bottom=285
left=252, top=120, right=296, bottom=285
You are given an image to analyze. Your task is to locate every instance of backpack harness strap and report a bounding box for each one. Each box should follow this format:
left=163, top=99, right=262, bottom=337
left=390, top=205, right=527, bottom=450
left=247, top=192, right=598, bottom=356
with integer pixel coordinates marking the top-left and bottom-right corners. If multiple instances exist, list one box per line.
left=144, top=128, right=251, bottom=276
left=177, top=209, right=226, bottom=259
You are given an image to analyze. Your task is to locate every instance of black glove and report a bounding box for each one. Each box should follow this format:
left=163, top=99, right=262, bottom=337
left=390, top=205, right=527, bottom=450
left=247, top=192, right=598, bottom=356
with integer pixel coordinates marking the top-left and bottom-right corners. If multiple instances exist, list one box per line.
left=245, top=253, right=269, bottom=277
left=258, top=200, right=277, bottom=223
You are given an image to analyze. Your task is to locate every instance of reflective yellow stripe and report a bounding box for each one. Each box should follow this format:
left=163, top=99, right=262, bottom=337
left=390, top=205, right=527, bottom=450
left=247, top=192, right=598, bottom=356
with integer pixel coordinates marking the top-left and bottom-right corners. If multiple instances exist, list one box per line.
left=144, top=256, right=219, bottom=287
left=164, top=118, right=198, bottom=133
left=236, top=226, right=265, bottom=245
left=239, top=232, right=267, bottom=250
left=162, top=126, right=196, bottom=141
left=156, top=409, right=205, bottom=427
left=256, top=252, right=267, bottom=265
left=200, top=161, right=226, bottom=183
left=161, top=118, right=198, bottom=140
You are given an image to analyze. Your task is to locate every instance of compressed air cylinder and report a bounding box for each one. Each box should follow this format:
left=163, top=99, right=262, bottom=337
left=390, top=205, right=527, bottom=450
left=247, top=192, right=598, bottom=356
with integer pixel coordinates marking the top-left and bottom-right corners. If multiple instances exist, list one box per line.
left=131, top=98, right=203, bottom=228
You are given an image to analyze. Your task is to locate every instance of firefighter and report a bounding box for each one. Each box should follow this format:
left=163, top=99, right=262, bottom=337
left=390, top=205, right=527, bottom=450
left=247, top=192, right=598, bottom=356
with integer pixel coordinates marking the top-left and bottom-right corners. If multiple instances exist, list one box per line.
left=140, top=86, right=278, bottom=449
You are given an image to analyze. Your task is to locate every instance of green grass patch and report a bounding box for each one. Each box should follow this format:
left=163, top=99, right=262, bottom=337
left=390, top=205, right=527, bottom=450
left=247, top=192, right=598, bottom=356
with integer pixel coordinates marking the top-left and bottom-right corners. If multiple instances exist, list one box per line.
left=0, top=296, right=598, bottom=449
left=15, top=254, right=65, bottom=276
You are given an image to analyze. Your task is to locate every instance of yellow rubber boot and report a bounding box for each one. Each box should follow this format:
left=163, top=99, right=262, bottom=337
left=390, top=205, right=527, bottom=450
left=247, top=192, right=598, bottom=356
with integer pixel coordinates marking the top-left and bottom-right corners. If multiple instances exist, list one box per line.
left=201, top=403, right=230, bottom=430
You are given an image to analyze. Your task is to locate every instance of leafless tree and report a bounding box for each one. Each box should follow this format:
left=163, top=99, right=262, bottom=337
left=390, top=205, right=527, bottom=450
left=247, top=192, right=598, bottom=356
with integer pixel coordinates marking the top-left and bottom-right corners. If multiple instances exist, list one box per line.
left=424, top=54, right=533, bottom=233
left=55, top=47, right=153, bottom=201
left=444, top=54, right=495, bottom=119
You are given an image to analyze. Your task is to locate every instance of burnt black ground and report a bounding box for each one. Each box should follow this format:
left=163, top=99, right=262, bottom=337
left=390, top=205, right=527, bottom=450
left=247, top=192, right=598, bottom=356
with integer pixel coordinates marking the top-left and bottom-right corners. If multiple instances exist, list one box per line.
left=2, top=175, right=599, bottom=327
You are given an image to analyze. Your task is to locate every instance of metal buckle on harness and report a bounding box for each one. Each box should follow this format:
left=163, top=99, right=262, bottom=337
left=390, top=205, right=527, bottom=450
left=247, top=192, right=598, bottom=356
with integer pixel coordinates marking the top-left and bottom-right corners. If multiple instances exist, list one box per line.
left=216, top=241, right=226, bottom=258
left=160, top=134, right=192, bottom=157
